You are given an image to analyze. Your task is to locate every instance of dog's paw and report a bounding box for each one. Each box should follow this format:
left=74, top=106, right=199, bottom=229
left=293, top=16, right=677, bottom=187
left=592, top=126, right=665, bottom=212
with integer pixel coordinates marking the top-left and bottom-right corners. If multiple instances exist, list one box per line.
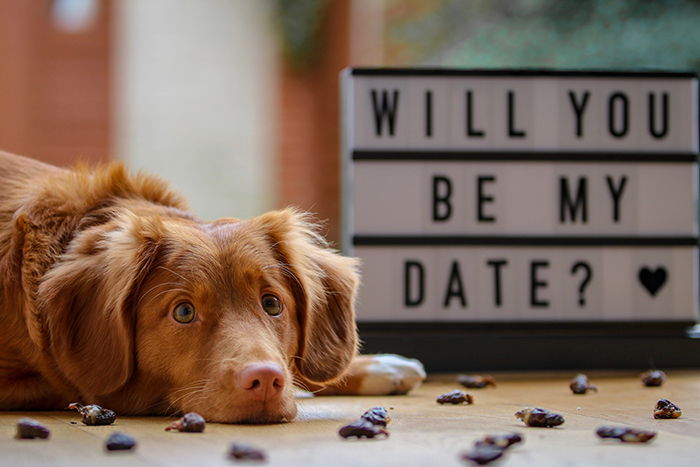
left=356, top=354, right=426, bottom=395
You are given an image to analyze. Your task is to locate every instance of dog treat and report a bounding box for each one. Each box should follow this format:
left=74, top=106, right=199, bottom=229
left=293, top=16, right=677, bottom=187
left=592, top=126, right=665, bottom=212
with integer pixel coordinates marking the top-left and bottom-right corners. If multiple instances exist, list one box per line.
left=641, top=369, right=666, bottom=387
left=16, top=418, right=50, bottom=439
left=228, top=442, right=267, bottom=461
left=105, top=432, right=137, bottom=451
left=654, top=399, right=682, bottom=419
left=596, top=426, right=656, bottom=443
left=460, top=445, right=504, bottom=465
left=515, top=408, right=564, bottom=427
left=339, top=406, right=391, bottom=439
left=457, top=375, right=497, bottom=389
left=569, top=374, right=597, bottom=395
left=360, top=407, right=391, bottom=427
left=462, top=432, right=523, bottom=465
left=338, top=419, right=389, bottom=439
left=165, top=412, right=206, bottom=432
left=68, top=402, right=116, bottom=426
left=474, top=432, right=523, bottom=450
left=437, top=390, right=474, bottom=405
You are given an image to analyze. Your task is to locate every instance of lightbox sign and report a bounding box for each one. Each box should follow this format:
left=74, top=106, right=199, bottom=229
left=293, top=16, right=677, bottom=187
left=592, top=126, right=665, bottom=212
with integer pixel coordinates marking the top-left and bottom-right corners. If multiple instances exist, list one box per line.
left=341, top=69, right=699, bottom=323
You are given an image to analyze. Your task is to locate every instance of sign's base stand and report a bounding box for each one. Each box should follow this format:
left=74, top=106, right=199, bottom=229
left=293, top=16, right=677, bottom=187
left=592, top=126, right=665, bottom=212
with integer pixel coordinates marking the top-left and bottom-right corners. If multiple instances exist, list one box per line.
left=358, top=321, right=700, bottom=371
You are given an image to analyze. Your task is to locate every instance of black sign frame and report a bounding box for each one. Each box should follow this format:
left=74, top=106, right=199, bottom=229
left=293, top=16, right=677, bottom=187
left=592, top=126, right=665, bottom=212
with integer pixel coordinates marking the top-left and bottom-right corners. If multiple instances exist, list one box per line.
left=342, top=68, right=700, bottom=370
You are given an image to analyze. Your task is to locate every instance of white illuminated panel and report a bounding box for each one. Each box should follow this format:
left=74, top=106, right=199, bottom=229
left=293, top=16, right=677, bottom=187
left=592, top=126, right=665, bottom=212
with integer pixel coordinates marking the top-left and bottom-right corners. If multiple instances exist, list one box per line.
left=342, top=69, right=700, bottom=324
left=355, top=246, right=697, bottom=322
left=348, top=74, right=698, bottom=153
left=352, top=161, right=697, bottom=236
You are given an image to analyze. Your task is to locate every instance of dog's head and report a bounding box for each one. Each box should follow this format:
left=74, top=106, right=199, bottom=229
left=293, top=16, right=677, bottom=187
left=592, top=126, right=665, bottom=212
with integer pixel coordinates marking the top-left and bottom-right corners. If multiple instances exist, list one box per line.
left=38, top=208, right=359, bottom=423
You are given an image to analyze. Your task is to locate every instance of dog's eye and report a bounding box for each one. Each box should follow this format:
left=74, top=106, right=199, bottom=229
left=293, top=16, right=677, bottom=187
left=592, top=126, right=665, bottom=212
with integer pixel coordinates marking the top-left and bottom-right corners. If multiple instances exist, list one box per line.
left=261, top=294, right=282, bottom=316
left=173, top=302, right=196, bottom=323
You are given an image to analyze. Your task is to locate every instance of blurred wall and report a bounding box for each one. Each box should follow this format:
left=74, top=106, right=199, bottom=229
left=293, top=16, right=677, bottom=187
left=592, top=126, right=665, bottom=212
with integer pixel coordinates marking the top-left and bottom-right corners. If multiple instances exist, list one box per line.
left=0, top=0, right=111, bottom=166
left=276, top=0, right=350, bottom=244
left=114, top=0, right=278, bottom=221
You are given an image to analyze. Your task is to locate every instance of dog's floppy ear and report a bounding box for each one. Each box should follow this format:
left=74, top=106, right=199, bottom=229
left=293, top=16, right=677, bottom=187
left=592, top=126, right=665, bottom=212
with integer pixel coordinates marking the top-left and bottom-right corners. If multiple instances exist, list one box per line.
left=254, top=209, right=360, bottom=384
left=38, top=213, right=162, bottom=397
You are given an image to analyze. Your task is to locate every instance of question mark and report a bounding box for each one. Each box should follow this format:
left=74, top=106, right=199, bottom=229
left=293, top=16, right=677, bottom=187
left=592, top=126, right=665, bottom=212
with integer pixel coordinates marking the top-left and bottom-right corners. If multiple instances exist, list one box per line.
left=570, top=261, right=592, bottom=307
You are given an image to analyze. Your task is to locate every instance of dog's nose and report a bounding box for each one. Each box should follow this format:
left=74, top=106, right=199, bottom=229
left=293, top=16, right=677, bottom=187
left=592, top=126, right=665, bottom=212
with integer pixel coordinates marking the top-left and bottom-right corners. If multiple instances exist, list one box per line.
left=236, top=362, right=285, bottom=401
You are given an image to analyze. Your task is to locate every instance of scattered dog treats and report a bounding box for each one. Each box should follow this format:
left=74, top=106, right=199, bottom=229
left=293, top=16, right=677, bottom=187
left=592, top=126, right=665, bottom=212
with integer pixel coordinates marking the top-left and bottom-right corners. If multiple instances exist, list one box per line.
left=437, top=390, right=474, bottom=405
left=338, top=419, right=389, bottom=439
left=105, top=432, right=137, bottom=451
left=474, top=432, right=523, bottom=450
left=228, top=442, right=267, bottom=461
left=457, top=375, right=497, bottom=389
left=515, top=408, right=564, bottom=427
left=569, top=374, right=597, bottom=395
left=654, top=399, right=682, bottom=419
left=641, top=369, right=666, bottom=387
left=460, top=445, right=504, bottom=465
left=462, top=432, right=523, bottom=465
left=68, top=402, right=116, bottom=426
left=360, top=407, right=391, bottom=427
left=16, top=418, right=50, bottom=439
left=339, top=406, right=392, bottom=439
left=165, top=412, right=206, bottom=432
left=595, top=426, right=656, bottom=443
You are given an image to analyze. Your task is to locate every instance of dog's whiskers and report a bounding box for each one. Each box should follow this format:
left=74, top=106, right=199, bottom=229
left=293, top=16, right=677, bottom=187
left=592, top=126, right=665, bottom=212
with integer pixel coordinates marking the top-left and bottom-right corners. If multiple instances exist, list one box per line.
left=167, top=387, right=208, bottom=408
left=262, top=263, right=303, bottom=288
left=150, top=287, right=191, bottom=303
left=137, top=281, right=184, bottom=306
left=156, top=266, right=196, bottom=288
left=293, top=378, right=326, bottom=395
left=168, top=379, right=211, bottom=396
left=173, top=387, right=211, bottom=415
left=165, top=379, right=213, bottom=415
left=291, top=377, right=313, bottom=393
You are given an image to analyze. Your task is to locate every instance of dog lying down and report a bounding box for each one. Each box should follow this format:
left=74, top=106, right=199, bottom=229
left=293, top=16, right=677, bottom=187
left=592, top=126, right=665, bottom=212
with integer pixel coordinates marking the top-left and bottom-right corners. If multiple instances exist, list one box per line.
left=0, top=151, right=425, bottom=423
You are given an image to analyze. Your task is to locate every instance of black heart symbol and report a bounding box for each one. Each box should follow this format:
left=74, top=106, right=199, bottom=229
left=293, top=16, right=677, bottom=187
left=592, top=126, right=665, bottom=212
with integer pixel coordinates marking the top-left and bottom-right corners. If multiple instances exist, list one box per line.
left=638, top=267, right=667, bottom=297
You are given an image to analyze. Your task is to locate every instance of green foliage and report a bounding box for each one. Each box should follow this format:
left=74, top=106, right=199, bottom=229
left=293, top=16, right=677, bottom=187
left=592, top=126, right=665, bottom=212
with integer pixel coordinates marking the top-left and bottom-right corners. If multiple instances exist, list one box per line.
left=272, top=0, right=332, bottom=69
left=388, top=0, right=700, bottom=72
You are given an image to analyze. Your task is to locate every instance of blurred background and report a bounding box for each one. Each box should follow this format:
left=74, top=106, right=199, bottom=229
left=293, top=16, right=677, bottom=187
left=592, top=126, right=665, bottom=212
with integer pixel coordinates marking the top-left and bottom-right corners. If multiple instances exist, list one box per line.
left=2, top=0, right=700, bottom=244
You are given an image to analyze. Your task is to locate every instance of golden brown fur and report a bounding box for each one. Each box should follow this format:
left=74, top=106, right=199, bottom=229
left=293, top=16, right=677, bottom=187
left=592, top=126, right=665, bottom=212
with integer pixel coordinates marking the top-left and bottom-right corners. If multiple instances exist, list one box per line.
left=0, top=151, right=359, bottom=423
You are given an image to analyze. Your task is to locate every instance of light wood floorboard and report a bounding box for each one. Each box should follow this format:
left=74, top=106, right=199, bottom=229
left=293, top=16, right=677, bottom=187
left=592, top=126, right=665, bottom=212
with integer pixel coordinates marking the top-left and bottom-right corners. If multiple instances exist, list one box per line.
left=1, top=370, right=698, bottom=466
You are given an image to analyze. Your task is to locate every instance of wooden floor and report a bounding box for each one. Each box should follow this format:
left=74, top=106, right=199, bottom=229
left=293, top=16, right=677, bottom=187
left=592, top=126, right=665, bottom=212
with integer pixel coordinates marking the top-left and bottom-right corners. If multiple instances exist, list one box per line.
left=2, top=371, right=699, bottom=466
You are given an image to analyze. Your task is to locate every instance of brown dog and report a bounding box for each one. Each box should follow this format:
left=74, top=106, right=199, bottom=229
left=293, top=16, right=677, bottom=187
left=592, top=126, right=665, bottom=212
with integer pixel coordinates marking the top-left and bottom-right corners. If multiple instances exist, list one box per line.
left=0, top=151, right=424, bottom=423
